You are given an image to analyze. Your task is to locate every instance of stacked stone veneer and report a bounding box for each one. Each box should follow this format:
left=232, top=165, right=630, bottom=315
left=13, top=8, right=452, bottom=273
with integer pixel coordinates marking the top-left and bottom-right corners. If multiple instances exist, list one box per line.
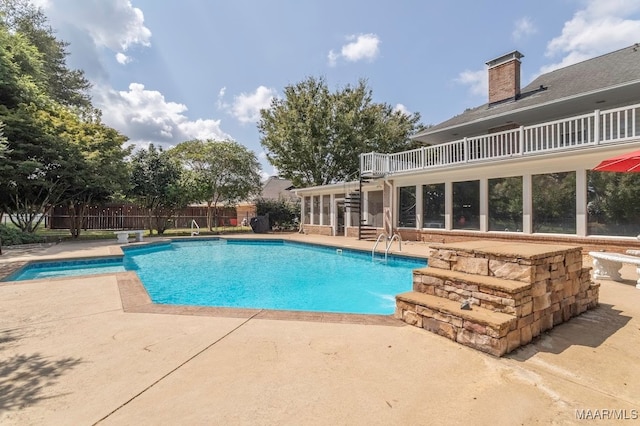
left=395, top=241, right=600, bottom=356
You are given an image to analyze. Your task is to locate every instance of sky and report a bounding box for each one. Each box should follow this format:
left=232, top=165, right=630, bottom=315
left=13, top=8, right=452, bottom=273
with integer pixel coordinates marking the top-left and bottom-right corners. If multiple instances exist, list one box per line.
left=30, top=0, right=640, bottom=179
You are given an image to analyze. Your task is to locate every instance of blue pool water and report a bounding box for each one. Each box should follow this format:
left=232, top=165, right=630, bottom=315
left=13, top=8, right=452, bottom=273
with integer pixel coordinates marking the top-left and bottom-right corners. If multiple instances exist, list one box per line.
left=5, top=239, right=425, bottom=314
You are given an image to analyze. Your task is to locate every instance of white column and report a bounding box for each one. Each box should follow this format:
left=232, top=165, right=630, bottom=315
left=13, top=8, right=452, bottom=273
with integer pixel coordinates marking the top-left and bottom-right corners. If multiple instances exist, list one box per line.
left=311, top=196, right=315, bottom=225
left=415, top=184, right=423, bottom=229
left=480, top=178, right=488, bottom=232
left=445, top=181, right=453, bottom=230
left=319, top=195, right=324, bottom=226
left=576, top=169, right=587, bottom=236
left=523, top=174, right=532, bottom=234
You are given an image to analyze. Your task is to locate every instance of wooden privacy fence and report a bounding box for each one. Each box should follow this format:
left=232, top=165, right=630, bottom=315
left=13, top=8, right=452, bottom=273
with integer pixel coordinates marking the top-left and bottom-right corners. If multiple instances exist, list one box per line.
left=47, top=204, right=238, bottom=230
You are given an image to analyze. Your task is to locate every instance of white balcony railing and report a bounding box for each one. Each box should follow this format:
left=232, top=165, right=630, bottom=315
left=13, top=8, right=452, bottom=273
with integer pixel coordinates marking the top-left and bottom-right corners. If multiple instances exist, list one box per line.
left=360, top=103, right=640, bottom=177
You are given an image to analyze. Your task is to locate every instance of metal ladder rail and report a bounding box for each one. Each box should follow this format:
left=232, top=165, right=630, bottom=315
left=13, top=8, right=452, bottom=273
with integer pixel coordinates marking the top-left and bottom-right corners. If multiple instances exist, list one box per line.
left=384, top=233, right=402, bottom=261
left=191, top=219, right=200, bottom=236
left=372, top=233, right=387, bottom=261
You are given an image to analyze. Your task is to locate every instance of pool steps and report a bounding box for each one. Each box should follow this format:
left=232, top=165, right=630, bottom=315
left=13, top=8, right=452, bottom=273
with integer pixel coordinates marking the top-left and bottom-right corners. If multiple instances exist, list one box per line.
left=395, top=241, right=600, bottom=356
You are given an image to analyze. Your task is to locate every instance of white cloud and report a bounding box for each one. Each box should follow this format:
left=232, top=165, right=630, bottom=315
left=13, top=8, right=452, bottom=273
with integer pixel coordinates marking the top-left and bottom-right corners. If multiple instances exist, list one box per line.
left=327, top=50, right=339, bottom=67
left=393, top=103, right=410, bottom=115
left=512, top=17, right=537, bottom=41
left=327, top=33, right=380, bottom=66
left=115, top=52, right=131, bottom=65
left=93, top=83, right=231, bottom=147
left=455, top=69, right=487, bottom=97
left=34, top=0, right=151, bottom=71
left=228, top=86, right=277, bottom=124
left=542, top=0, right=640, bottom=73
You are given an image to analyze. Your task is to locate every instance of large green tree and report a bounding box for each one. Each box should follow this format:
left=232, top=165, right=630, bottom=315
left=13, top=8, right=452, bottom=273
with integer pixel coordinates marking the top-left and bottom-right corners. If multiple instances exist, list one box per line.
left=170, top=139, right=262, bottom=230
left=0, top=2, right=128, bottom=236
left=128, top=145, right=192, bottom=235
left=258, top=76, right=423, bottom=187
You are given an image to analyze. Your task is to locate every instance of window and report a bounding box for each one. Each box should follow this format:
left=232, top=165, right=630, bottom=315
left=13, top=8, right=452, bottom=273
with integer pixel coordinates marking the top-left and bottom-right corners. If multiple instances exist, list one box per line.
left=489, top=177, right=522, bottom=232
left=422, top=183, right=445, bottom=229
left=398, top=186, right=416, bottom=227
left=532, top=172, right=575, bottom=234
left=367, top=190, right=384, bottom=228
left=312, top=196, right=320, bottom=225
left=453, top=180, right=479, bottom=230
left=587, top=171, right=640, bottom=236
left=321, top=195, right=330, bottom=225
left=303, top=197, right=310, bottom=224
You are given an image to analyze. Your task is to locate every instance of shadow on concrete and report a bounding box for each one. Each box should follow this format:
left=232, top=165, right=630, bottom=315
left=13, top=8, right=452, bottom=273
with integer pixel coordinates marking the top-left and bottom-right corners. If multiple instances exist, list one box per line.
left=507, top=303, right=631, bottom=361
left=0, top=329, right=83, bottom=412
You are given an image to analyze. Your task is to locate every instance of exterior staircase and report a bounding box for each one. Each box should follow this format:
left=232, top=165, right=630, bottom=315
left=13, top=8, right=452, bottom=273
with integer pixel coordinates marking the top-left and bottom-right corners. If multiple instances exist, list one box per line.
left=395, top=241, right=600, bottom=356
left=344, top=176, right=379, bottom=240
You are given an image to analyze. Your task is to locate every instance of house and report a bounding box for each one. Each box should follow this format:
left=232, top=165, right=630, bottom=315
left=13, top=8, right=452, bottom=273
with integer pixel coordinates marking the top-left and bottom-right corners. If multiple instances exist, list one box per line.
left=236, top=176, right=297, bottom=225
left=295, top=44, right=640, bottom=246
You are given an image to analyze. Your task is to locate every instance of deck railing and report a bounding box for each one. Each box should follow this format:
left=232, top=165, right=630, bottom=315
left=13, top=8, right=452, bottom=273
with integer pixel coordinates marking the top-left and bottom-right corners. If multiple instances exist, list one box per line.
left=360, top=103, right=640, bottom=176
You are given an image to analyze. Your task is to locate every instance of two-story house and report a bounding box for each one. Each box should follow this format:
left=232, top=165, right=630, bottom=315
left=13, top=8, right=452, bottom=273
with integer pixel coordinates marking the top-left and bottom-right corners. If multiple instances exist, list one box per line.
left=295, top=44, right=640, bottom=247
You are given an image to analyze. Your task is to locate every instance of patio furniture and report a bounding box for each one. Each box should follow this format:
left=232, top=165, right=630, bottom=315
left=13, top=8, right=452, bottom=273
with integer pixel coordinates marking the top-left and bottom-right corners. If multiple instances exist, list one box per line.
left=589, top=251, right=640, bottom=288
left=114, top=230, right=144, bottom=243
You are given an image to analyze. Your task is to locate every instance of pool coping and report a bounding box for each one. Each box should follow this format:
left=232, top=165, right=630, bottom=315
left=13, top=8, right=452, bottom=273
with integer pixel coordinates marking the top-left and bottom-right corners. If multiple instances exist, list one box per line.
left=1, top=237, right=416, bottom=326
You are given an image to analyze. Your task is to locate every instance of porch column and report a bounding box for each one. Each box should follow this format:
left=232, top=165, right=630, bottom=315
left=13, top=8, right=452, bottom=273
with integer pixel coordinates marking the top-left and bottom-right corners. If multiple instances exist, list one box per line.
left=480, top=178, right=488, bottom=232
left=445, top=181, right=453, bottom=230
left=576, top=169, right=588, bottom=236
left=522, top=174, right=532, bottom=234
left=415, top=184, right=423, bottom=229
left=319, top=195, right=324, bottom=226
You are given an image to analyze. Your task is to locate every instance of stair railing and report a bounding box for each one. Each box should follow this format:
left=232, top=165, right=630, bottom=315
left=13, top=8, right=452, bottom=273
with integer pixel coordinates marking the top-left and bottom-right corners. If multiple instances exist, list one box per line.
left=372, top=232, right=402, bottom=262
left=372, top=233, right=387, bottom=261
left=191, top=219, right=200, bottom=236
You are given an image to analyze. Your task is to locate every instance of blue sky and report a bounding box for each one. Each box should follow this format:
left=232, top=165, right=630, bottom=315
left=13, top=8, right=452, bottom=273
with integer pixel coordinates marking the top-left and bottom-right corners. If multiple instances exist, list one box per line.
left=32, top=0, right=640, bottom=178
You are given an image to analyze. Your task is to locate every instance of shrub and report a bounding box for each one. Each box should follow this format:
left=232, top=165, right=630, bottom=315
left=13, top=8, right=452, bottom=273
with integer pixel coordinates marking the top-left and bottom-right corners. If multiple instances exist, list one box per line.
left=0, top=224, right=45, bottom=246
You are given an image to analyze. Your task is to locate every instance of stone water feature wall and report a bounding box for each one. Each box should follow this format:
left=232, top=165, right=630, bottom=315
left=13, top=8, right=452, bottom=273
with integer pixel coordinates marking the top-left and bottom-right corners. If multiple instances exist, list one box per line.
left=395, top=241, right=600, bottom=356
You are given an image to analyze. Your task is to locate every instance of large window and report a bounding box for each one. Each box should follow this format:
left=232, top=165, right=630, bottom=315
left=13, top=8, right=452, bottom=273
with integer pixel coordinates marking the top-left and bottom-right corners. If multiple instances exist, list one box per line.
left=367, top=190, right=384, bottom=228
left=398, top=186, right=416, bottom=227
left=532, top=172, right=575, bottom=234
left=423, top=183, right=445, bottom=229
left=453, top=180, right=480, bottom=230
left=303, top=197, right=310, bottom=224
left=489, top=177, right=522, bottom=232
left=312, top=196, right=320, bottom=225
left=321, top=195, right=330, bottom=225
left=587, top=171, right=640, bottom=236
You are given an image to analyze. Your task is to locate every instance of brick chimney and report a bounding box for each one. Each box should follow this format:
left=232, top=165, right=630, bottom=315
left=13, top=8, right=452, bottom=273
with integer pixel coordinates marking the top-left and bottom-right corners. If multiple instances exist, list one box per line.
left=486, top=51, right=523, bottom=104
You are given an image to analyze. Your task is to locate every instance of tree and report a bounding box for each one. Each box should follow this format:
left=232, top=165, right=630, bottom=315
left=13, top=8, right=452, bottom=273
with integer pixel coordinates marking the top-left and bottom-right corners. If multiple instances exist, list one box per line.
left=258, top=76, right=423, bottom=187
left=170, top=139, right=262, bottom=230
left=0, top=103, right=73, bottom=233
left=128, top=145, right=191, bottom=235
left=58, top=110, right=131, bottom=238
left=0, top=0, right=91, bottom=109
left=255, top=197, right=300, bottom=230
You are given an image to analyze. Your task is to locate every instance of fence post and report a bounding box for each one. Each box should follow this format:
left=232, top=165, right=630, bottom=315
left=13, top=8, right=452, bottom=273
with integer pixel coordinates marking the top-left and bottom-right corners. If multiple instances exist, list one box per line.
left=519, top=126, right=525, bottom=155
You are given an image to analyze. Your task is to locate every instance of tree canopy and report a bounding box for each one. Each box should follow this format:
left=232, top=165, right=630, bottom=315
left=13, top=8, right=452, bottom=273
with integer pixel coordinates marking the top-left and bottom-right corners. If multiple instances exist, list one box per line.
left=0, top=0, right=129, bottom=235
left=258, top=76, right=423, bottom=187
left=169, top=139, right=263, bottom=230
left=128, top=144, right=191, bottom=235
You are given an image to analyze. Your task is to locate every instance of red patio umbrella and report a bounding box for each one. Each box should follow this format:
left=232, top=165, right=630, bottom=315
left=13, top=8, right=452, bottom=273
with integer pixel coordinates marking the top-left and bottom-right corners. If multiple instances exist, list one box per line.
left=592, top=149, right=640, bottom=172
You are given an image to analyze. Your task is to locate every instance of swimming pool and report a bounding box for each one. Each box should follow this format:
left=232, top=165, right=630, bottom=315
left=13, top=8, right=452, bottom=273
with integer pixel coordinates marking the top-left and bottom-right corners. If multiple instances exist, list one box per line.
left=5, top=239, right=426, bottom=315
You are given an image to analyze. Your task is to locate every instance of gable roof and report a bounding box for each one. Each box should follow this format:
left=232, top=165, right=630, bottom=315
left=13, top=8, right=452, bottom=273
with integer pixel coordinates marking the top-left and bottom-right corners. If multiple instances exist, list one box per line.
left=413, top=44, right=640, bottom=144
left=261, top=176, right=297, bottom=201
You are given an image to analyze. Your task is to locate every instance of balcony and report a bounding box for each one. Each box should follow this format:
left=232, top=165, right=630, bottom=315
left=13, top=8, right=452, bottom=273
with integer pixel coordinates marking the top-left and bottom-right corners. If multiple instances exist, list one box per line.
left=360, top=103, right=640, bottom=177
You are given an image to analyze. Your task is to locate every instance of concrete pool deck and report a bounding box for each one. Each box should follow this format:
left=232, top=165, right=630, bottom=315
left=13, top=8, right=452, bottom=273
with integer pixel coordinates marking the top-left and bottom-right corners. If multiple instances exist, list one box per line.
left=1, top=234, right=639, bottom=424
